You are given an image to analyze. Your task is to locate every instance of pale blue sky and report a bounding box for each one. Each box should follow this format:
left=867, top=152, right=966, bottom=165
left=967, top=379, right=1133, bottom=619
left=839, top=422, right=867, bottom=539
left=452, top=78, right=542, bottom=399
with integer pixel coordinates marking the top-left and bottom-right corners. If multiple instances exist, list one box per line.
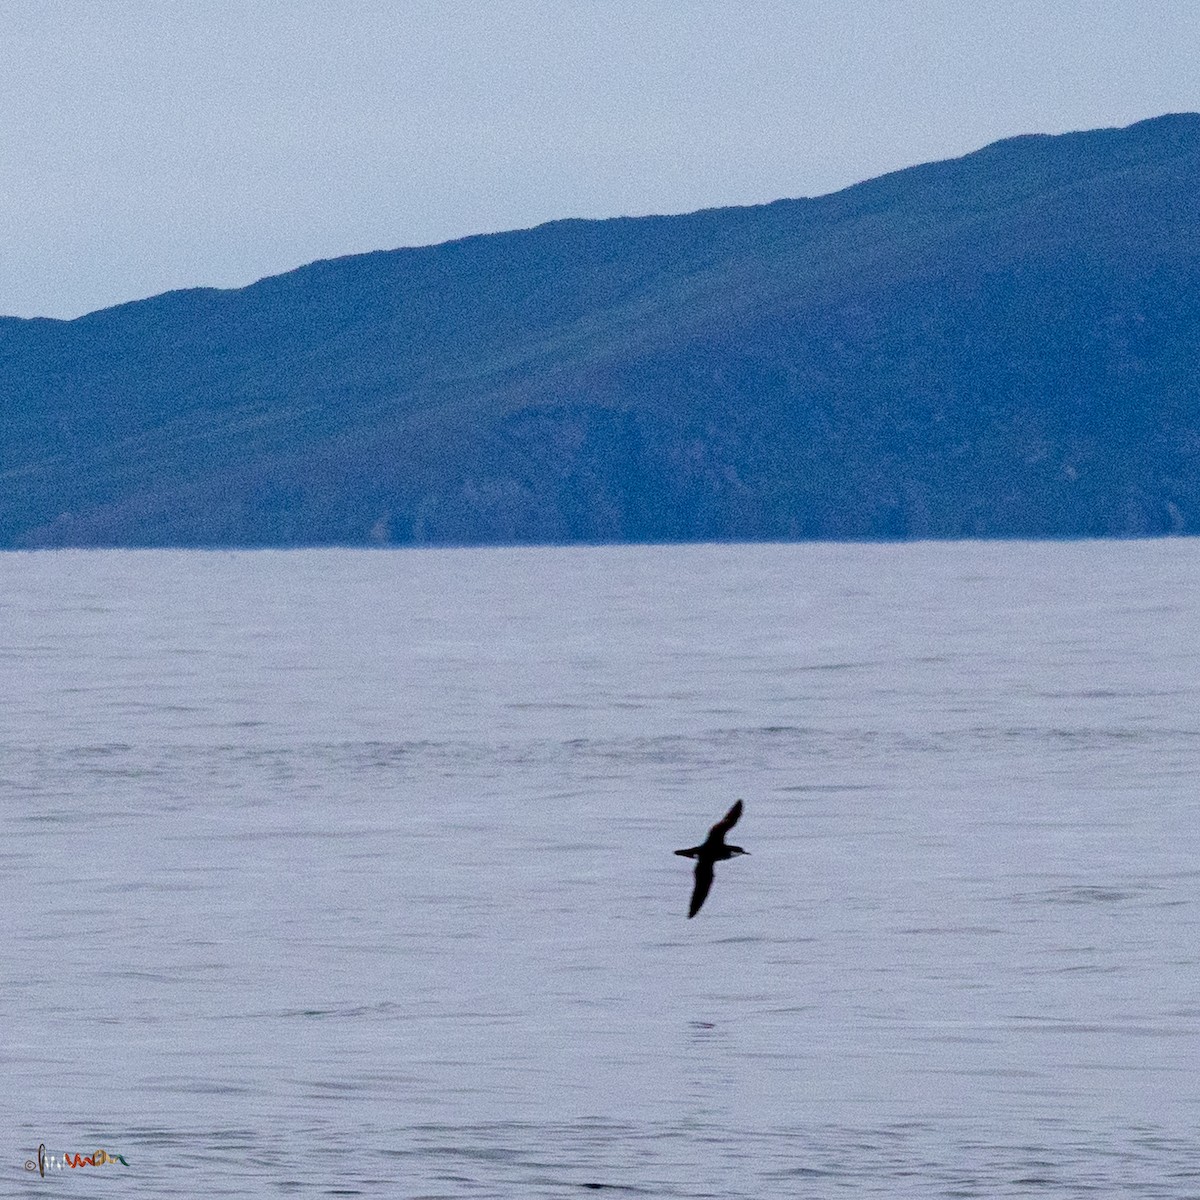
left=3, top=0, right=1198, bottom=319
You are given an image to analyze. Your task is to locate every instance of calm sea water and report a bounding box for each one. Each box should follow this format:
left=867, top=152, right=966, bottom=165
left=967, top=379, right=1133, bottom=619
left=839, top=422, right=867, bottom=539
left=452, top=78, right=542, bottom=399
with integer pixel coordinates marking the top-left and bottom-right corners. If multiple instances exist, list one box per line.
left=4, top=540, right=1200, bottom=1197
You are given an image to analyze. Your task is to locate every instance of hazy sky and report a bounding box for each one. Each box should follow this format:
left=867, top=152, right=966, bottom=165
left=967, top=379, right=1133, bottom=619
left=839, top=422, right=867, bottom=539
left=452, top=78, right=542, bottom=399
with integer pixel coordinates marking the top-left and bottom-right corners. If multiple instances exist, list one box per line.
left=4, top=0, right=1199, bottom=319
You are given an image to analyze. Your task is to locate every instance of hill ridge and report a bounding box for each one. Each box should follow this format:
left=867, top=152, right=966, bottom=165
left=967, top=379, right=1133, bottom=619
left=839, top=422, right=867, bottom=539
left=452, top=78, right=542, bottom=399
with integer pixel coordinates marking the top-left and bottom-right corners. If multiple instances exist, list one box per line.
left=3, top=113, right=1199, bottom=548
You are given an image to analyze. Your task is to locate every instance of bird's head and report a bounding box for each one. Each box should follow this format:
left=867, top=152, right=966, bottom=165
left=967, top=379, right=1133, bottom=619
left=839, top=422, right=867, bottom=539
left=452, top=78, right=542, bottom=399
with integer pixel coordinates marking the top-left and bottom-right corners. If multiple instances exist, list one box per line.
left=728, top=845, right=749, bottom=856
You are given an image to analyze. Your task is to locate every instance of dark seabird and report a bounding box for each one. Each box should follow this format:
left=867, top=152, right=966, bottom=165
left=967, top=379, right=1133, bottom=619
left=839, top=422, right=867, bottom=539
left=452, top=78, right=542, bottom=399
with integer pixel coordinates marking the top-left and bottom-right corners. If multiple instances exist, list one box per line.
left=674, top=800, right=748, bottom=918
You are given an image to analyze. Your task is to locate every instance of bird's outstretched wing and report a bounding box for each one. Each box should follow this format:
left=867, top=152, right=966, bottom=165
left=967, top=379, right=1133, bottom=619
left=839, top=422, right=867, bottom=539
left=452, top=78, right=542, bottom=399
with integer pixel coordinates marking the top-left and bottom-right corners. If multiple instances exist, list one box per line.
left=688, top=860, right=714, bottom=918
left=709, top=799, right=743, bottom=840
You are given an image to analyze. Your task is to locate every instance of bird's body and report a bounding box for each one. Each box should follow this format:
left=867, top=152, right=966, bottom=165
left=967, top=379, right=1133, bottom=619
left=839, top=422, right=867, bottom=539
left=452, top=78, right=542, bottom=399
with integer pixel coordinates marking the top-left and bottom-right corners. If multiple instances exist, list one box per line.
left=674, top=799, right=748, bottom=917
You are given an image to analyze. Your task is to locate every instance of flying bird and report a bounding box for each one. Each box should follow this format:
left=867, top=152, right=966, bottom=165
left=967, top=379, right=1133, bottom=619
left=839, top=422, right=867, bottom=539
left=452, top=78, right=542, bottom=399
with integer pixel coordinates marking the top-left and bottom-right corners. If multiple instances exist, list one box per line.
left=674, top=800, right=748, bottom=918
